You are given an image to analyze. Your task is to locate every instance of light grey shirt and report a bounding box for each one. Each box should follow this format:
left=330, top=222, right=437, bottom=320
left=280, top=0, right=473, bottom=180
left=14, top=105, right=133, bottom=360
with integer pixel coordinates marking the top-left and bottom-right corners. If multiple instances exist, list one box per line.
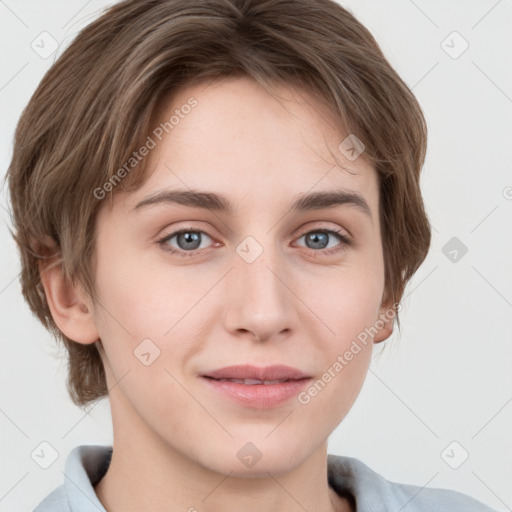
left=33, top=445, right=496, bottom=511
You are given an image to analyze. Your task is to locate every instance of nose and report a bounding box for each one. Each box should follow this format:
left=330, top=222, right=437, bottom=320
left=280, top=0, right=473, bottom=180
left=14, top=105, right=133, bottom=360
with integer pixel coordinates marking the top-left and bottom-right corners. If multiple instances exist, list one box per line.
left=222, top=240, right=297, bottom=343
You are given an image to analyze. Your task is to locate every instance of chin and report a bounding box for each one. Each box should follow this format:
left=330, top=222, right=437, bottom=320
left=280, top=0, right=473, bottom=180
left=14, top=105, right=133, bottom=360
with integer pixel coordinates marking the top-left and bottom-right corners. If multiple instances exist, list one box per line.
left=197, top=437, right=314, bottom=478
left=211, top=457, right=302, bottom=479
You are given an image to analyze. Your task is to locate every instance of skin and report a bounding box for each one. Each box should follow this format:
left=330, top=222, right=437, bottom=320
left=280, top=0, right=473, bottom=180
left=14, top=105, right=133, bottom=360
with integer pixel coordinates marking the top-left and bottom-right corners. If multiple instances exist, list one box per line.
left=41, top=76, right=393, bottom=512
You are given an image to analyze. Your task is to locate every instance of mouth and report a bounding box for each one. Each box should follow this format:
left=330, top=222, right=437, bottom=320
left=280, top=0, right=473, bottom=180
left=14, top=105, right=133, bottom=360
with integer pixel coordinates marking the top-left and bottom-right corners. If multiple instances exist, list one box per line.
left=204, top=377, right=302, bottom=385
left=201, top=364, right=310, bottom=381
left=200, top=365, right=311, bottom=408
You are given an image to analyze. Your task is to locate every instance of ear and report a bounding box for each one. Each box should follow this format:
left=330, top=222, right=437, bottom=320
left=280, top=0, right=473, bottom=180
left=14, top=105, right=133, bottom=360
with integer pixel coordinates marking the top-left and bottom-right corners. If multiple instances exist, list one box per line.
left=39, top=257, right=99, bottom=345
left=372, top=300, right=396, bottom=344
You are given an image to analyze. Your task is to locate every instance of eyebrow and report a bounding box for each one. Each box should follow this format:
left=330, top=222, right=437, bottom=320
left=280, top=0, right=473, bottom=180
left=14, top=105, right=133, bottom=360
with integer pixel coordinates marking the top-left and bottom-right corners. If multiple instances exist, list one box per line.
left=133, top=188, right=372, bottom=218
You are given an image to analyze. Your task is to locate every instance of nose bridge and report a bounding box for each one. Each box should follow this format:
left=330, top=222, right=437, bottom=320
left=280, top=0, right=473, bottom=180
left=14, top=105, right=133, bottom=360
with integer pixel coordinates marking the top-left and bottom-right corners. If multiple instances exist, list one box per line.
left=223, top=232, right=295, bottom=341
left=238, top=241, right=284, bottom=302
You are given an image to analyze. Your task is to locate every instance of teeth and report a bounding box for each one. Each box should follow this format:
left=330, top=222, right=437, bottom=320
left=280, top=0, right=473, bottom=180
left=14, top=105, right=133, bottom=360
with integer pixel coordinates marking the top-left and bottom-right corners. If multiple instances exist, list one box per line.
left=216, top=378, right=287, bottom=385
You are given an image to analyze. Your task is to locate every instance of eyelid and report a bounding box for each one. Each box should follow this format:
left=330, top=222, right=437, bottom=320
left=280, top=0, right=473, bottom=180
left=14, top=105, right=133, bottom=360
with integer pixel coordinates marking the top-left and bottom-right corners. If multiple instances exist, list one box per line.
left=156, top=221, right=218, bottom=243
left=294, top=221, right=350, bottom=239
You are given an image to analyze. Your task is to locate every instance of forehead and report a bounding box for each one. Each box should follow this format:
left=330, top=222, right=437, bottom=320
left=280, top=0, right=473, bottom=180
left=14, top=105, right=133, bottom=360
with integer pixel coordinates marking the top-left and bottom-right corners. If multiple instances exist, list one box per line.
left=111, top=76, right=379, bottom=221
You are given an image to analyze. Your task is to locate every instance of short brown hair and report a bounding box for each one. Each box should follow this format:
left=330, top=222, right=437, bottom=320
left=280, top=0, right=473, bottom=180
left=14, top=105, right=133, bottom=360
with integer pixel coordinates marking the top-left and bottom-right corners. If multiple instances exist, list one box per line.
left=6, top=0, right=431, bottom=408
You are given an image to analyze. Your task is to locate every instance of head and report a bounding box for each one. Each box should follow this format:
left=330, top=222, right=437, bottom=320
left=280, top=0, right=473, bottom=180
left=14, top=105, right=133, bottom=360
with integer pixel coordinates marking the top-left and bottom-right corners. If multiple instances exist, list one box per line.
left=7, top=0, right=430, bottom=475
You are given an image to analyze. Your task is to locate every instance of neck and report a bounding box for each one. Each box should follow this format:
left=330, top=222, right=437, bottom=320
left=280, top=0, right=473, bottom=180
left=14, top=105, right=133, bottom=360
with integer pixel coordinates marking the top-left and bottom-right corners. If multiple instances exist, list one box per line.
left=94, top=394, right=351, bottom=512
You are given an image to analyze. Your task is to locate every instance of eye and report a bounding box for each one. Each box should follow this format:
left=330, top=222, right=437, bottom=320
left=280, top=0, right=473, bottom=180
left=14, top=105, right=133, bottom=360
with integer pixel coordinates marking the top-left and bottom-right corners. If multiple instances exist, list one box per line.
left=294, top=228, right=351, bottom=255
left=158, top=228, right=215, bottom=256
left=157, top=227, right=351, bottom=258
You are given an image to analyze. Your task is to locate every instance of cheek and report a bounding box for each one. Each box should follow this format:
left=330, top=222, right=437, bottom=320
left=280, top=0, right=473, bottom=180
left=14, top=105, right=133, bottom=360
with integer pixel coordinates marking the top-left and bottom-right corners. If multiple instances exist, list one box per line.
left=298, top=282, right=377, bottom=435
left=90, top=259, right=202, bottom=418
left=93, top=251, right=200, bottom=336
left=301, top=260, right=383, bottom=340
left=91, top=252, right=220, bottom=384
left=296, top=264, right=382, bottom=404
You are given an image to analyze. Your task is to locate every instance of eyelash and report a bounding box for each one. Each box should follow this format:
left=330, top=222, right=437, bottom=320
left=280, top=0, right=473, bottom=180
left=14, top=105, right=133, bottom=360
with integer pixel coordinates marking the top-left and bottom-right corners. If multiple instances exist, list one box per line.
left=157, top=227, right=352, bottom=258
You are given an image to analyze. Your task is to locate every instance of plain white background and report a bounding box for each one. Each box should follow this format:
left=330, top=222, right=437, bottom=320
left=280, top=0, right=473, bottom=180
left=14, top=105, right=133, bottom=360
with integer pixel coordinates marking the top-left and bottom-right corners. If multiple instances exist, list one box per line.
left=0, top=1, right=511, bottom=511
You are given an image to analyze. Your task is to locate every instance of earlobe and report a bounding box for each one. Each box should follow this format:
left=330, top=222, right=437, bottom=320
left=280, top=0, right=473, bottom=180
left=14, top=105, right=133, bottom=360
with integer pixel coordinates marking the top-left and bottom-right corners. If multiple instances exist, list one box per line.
left=39, top=258, right=99, bottom=345
left=373, top=302, right=396, bottom=344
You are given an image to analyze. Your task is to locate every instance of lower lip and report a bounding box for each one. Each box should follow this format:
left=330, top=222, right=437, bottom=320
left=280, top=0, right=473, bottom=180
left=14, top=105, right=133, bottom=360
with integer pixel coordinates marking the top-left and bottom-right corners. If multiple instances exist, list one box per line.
left=202, top=377, right=311, bottom=408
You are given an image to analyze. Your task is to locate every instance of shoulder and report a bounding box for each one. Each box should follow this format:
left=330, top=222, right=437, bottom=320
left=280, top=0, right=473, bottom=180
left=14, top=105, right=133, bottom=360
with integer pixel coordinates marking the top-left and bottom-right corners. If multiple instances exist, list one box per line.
left=327, top=454, right=497, bottom=512
left=32, top=444, right=111, bottom=512
left=32, top=485, right=70, bottom=512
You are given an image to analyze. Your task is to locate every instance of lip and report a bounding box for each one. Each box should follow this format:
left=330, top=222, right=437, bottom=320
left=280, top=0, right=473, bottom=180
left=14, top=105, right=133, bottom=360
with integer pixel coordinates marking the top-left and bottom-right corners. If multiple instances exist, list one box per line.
left=200, top=365, right=311, bottom=409
left=202, top=364, right=309, bottom=381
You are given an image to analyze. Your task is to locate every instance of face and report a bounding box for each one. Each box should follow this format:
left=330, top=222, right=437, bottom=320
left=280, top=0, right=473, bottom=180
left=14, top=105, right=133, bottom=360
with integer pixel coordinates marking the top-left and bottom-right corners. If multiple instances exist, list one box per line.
left=87, top=76, right=391, bottom=476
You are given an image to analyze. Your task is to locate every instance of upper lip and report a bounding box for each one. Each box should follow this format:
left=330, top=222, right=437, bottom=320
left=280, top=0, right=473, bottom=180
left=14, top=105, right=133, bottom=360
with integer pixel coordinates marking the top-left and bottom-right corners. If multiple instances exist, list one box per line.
left=202, top=365, right=310, bottom=381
